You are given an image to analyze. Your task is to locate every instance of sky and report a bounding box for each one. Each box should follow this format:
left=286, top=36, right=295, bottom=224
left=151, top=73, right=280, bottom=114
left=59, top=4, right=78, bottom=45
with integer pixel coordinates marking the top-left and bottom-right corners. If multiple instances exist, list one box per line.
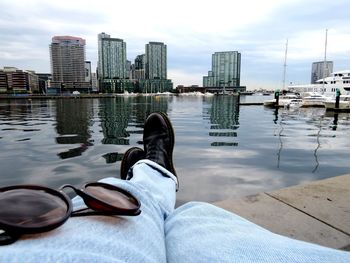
left=0, top=0, right=349, bottom=90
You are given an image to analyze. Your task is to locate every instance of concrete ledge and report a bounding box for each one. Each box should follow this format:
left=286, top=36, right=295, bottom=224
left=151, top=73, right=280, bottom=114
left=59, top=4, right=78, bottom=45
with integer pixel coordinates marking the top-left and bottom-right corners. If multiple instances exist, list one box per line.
left=214, top=174, right=350, bottom=250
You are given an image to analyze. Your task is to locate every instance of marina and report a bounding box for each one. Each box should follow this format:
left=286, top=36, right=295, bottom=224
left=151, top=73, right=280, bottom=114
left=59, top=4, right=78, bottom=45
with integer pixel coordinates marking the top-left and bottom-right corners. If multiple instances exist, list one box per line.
left=0, top=94, right=349, bottom=204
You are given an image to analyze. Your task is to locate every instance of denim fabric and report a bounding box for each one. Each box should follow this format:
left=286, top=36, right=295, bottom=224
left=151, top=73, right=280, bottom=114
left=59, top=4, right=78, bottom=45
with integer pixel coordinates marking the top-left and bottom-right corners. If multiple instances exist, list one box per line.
left=165, top=202, right=350, bottom=263
left=0, top=160, right=349, bottom=262
left=0, top=161, right=176, bottom=263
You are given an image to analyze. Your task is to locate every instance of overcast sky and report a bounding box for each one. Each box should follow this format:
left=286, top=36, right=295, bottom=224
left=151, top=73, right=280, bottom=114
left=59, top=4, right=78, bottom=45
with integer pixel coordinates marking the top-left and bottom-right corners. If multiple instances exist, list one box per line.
left=0, top=0, right=349, bottom=90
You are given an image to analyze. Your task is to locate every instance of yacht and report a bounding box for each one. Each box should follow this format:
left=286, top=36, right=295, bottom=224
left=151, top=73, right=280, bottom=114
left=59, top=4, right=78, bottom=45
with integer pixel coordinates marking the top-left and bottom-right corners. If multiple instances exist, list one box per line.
left=301, top=93, right=329, bottom=107
left=288, top=70, right=350, bottom=97
left=263, top=93, right=301, bottom=107
left=324, top=95, right=350, bottom=110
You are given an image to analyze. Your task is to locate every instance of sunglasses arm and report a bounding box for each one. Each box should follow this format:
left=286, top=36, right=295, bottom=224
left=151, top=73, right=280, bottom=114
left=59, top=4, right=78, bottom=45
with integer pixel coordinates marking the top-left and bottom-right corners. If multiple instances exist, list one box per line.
left=0, top=230, right=21, bottom=246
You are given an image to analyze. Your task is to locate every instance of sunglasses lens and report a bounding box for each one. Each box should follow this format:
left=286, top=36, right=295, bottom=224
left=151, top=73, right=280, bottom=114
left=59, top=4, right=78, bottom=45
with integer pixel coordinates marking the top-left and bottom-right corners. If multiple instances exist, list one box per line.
left=84, top=185, right=139, bottom=210
left=0, top=189, right=68, bottom=228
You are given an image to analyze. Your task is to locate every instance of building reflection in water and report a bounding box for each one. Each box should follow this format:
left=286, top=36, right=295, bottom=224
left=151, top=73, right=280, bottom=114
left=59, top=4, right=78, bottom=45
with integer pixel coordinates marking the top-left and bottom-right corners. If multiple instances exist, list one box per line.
left=0, top=99, right=53, bottom=136
left=55, top=99, right=95, bottom=159
left=0, top=99, right=51, bottom=123
left=99, top=96, right=170, bottom=162
left=99, top=97, right=132, bottom=145
left=206, top=95, right=240, bottom=147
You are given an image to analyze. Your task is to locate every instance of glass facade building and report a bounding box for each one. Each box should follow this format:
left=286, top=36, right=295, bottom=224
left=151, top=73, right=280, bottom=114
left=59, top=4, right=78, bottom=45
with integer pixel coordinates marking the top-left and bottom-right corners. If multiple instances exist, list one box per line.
left=97, top=37, right=172, bottom=93
left=98, top=33, right=127, bottom=80
left=145, top=42, right=167, bottom=80
left=203, top=51, right=241, bottom=87
left=311, top=61, right=333, bottom=84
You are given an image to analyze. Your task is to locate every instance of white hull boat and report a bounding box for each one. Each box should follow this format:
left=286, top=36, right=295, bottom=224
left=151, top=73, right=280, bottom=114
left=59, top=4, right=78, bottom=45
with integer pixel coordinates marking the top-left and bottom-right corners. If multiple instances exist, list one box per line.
left=263, top=94, right=301, bottom=107
left=301, top=93, right=329, bottom=107
left=324, top=95, right=350, bottom=110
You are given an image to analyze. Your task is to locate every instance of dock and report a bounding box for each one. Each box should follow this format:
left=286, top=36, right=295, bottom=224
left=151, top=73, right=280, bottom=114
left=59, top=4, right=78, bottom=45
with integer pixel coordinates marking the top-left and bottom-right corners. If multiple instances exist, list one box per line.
left=214, top=174, right=350, bottom=251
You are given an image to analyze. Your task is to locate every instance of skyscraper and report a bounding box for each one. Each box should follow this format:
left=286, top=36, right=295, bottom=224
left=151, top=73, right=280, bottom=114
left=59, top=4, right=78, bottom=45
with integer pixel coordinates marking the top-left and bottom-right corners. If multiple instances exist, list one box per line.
left=97, top=33, right=127, bottom=92
left=311, top=61, right=333, bottom=84
left=50, top=36, right=87, bottom=92
left=145, top=42, right=167, bottom=79
left=203, top=51, right=241, bottom=87
left=132, top=54, right=145, bottom=80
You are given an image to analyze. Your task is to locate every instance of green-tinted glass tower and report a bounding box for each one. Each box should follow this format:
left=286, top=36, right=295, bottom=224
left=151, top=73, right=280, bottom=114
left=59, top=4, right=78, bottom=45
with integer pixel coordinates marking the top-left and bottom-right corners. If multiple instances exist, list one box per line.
left=145, top=42, right=167, bottom=80
left=203, top=51, right=241, bottom=87
left=98, top=32, right=127, bottom=92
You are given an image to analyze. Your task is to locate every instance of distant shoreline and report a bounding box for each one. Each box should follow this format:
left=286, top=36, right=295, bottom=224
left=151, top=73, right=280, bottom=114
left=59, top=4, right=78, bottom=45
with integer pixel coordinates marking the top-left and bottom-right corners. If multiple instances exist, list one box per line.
left=0, top=93, right=176, bottom=100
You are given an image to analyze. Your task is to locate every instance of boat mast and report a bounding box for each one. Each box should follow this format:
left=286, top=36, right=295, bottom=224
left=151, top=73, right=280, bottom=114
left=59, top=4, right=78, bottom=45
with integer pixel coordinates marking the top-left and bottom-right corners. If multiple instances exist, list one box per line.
left=322, top=29, right=328, bottom=91
left=282, top=38, right=288, bottom=91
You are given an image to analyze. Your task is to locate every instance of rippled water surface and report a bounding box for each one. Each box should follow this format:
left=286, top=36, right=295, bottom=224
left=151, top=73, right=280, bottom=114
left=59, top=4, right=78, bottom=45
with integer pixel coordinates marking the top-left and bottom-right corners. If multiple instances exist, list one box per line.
left=1, top=95, right=349, bottom=204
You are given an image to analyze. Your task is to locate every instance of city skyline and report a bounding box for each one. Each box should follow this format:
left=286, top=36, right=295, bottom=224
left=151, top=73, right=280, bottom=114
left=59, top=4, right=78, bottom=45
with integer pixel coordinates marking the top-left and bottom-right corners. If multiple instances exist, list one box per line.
left=1, top=0, right=350, bottom=90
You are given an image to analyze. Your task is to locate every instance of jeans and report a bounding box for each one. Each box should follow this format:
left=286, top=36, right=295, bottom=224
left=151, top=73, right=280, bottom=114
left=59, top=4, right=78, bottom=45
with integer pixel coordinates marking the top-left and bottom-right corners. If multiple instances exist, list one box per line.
left=0, top=160, right=349, bottom=262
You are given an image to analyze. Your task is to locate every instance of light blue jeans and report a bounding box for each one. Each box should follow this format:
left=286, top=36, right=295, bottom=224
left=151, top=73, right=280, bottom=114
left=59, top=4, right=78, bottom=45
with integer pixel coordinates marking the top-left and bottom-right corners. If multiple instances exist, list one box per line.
left=0, top=160, right=349, bottom=262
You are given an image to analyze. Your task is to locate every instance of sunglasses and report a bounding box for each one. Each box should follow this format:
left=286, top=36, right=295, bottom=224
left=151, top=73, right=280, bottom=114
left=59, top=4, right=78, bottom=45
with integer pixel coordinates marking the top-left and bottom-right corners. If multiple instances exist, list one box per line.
left=0, top=182, right=141, bottom=245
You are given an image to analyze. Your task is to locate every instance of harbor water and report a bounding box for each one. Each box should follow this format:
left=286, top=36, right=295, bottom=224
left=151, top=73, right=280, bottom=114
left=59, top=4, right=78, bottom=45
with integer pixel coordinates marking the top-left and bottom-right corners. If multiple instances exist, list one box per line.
left=0, top=94, right=349, bottom=204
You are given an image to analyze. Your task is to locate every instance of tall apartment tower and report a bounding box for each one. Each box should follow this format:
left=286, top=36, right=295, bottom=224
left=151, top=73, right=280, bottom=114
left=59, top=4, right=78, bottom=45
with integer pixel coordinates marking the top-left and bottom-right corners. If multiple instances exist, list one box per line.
left=145, top=42, right=167, bottom=79
left=85, top=61, right=91, bottom=81
left=203, top=51, right=241, bottom=87
left=98, top=33, right=127, bottom=79
left=311, top=61, right=333, bottom=84
left=50, top=36, right=87, bottom=91
left=133, top=54, right=145, bottom=79
left=97, top=33, right=127, bottom=92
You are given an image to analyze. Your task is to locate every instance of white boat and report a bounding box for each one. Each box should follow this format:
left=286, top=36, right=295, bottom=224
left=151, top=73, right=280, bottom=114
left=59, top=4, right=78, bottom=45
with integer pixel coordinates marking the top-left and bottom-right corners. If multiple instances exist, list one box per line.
left=301, top=93, right=329, bottom=107
left=287, top=98, right=303, bottom=108
left=288, top=70, right=350, bottom=97
left=263, top=93, right=301, bottom=107
left=324, top=95, right=350, bottom=110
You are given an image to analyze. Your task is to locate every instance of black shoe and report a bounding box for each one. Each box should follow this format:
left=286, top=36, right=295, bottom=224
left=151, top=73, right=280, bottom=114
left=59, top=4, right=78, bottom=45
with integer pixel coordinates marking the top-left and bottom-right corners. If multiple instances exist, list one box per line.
left=120, top=147, right=145, bottom=180
left=143, top=112, right=177, bottom=178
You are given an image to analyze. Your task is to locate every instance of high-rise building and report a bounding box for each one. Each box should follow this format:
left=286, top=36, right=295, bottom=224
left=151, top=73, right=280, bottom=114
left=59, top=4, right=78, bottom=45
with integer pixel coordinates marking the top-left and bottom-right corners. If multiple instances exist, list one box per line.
left=50, top=36, right=88, bottom=92
left=137, top=42, right=172, bottom=93
left=311, top=61, right=333, bottom=84
left=91, top=73, right=98, bottom=92
left=132, top=54, right=145, bottom=80
left=97, top=33, right=127, bottom=92
left=203, top=51, right=241, bottom=88
left=145, top=42, right=167, bottom=79
left=126, top=60, right=132, bottom=79
left=85, top=61, right=92, bottom=84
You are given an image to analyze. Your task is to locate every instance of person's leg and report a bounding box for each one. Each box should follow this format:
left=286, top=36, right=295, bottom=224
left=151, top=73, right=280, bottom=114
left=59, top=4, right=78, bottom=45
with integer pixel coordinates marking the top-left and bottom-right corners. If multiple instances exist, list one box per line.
left=0, top=112, right=178, bottom=263
left=165, top=202, right=350, bottom=263
left=0, top=162, right=177, bottom=263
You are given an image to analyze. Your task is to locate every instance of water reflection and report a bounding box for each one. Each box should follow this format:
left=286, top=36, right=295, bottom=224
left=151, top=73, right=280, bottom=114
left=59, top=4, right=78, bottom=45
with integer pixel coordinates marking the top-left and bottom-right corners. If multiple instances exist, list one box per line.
left=270, top=107, right=346, bottom=175
left=55, top=99, right=95, bottom=159
left=206, top=96, right=239, bottom=147
left=102, top=152, right=124, bottom=163
left=1, top=96, right=350, bottom=203
left=98, top=96, right=170, bottom=146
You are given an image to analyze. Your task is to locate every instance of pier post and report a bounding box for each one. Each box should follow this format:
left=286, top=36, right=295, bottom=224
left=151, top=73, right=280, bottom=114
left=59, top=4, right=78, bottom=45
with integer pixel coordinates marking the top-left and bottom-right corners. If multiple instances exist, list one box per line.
left=237, top=91, right=241, bottom=104
left=274, top=89, right=280, bottom=107
left=335, top=88, right=340, bottom=109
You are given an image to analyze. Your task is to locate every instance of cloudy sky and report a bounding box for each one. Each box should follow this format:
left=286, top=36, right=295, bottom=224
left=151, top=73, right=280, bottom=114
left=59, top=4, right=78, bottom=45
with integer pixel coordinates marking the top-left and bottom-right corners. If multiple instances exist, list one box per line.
left=0, top=0, right=349, bottom=90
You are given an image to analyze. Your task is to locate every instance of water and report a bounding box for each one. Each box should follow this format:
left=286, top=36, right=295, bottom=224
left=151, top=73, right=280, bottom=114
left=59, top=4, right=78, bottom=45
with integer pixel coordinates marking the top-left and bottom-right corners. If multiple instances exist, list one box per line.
left=0, top=95, right=349, bottom=204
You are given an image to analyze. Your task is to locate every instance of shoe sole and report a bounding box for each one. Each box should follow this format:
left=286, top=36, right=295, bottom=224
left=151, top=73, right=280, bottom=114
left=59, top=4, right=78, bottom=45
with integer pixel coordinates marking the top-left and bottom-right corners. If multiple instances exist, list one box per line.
left=156, top=112, right=177, bottom=178
left=120, top=147, right=144, bottom=180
